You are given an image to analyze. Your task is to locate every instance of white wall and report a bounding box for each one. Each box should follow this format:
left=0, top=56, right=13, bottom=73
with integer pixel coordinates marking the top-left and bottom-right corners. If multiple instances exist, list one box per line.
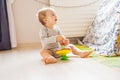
left=12, top=0, right=100, bottom=45
left=50, top=0, right=101, bottom=37
left=12, top=0, right=49, bottom=45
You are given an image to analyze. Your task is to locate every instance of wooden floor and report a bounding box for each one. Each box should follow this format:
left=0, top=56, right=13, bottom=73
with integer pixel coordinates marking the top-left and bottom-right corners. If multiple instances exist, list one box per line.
left=0, top=46, right=120, bottom=80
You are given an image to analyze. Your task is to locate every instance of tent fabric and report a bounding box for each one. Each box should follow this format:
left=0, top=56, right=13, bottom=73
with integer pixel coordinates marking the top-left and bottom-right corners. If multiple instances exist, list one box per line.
left=83, top=0, right=120, bottom=56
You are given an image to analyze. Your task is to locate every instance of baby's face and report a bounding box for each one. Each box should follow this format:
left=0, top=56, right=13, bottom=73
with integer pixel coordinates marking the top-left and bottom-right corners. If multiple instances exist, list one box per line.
left=45, top=10, right=57, bottom=25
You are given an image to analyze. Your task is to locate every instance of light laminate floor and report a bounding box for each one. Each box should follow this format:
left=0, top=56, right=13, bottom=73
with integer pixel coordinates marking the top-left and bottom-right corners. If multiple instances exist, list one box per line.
left=0, top=46, right=120, bottom=80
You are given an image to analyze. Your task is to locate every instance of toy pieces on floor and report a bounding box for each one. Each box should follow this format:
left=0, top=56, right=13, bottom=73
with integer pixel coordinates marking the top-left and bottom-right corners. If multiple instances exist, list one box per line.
left=75, top=44, right=92, bottom=51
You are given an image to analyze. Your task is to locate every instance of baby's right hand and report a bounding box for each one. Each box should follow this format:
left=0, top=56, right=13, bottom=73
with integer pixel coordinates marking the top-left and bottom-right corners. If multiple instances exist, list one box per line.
left=56, top=35, right=65, bottom=42
left=63, top=39, right=69, bottom=45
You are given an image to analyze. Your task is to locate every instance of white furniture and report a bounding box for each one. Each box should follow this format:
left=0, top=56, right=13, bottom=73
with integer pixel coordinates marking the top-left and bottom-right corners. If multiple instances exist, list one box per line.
left=6, top=0, right=17, bottom=48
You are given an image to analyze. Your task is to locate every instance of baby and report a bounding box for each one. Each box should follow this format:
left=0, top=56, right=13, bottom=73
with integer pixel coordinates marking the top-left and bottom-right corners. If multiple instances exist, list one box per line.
left=37, top=7, right=92, bottom=64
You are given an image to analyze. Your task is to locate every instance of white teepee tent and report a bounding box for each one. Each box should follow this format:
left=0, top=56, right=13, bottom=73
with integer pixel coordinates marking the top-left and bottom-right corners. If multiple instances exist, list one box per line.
left=83, top=0, right=120, bottom=56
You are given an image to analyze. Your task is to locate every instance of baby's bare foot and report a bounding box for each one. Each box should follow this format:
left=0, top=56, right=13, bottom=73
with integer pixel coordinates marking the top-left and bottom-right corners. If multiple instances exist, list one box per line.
left=79, top=51, right=93, bottom=58
left=44, top=56, right=57, bottom=64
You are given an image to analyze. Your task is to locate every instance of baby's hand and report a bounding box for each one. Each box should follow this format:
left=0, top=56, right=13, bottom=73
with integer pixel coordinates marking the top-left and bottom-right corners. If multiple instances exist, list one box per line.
left=63, top=39, right=70, bottom=45
left=56, top=35, right=65, bottom=42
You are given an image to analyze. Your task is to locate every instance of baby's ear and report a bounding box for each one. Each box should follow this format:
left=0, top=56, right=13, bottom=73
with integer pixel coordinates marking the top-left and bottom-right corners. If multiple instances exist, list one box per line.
left=43, top=18, right=47, bottom=23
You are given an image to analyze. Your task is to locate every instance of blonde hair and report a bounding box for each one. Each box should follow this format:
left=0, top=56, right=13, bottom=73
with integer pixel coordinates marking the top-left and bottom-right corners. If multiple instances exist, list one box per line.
left=36, top=7, right=55, bottom=25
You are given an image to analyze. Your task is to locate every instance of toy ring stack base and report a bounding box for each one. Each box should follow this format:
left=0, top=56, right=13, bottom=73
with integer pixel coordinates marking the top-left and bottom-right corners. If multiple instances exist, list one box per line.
left=61, top=55, right=68, bottom=60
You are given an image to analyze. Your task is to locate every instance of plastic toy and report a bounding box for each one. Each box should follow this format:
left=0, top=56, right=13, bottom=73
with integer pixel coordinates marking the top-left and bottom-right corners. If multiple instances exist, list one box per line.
left=56, top=42, right=71, bottom=60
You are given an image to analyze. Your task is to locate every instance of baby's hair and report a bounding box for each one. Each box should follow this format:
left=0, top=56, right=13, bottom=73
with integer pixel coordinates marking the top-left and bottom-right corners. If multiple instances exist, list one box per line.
left=36, top=7, right=55, bottom=25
